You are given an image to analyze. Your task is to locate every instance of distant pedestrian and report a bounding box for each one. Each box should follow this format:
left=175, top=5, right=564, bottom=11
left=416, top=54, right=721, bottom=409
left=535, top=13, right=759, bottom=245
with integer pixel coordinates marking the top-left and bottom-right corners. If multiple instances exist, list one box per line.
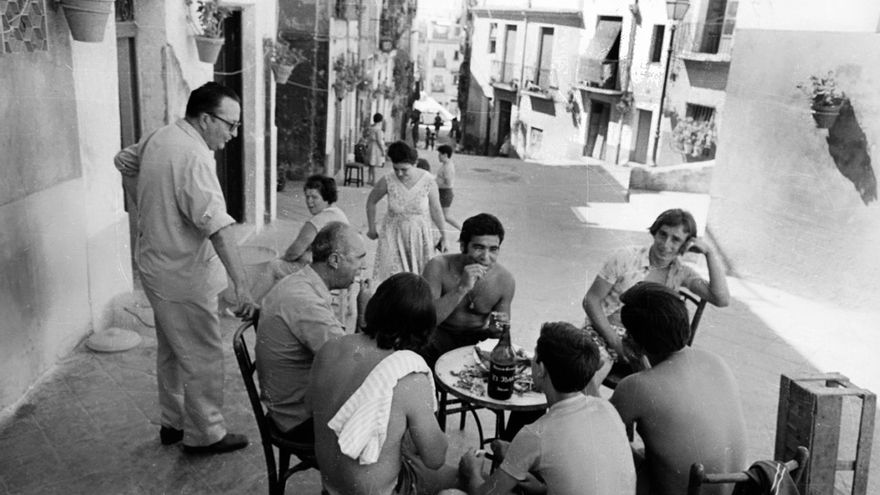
left=113, top=82, right=256, bottom=455
left=366, top=113, right=386, bottom=185
left=435, top=144, right=460, bottom=230
left=434, top=114, right=443, bottom=136
left=411, top=119, right=420, bottom=148
left=425, top=126, right=435, bottom=150
left=450, top=117, right=461, bottom=143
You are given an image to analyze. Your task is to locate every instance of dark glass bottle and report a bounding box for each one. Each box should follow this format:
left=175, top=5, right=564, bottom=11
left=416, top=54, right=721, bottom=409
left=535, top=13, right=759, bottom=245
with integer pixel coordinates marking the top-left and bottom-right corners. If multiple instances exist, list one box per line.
left=488, top=321, right=515, bottom=400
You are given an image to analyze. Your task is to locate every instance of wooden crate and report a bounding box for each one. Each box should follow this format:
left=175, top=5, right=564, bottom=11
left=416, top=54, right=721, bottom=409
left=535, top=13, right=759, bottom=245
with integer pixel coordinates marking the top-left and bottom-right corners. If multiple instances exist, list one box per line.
left=775, top=373, right=875, bottom=495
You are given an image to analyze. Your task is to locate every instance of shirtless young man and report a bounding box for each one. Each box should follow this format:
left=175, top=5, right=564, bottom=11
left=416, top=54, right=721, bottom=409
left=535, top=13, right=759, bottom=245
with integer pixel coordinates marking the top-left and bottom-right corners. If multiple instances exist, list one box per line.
left=420, top=213, right=516, bottom=366
left=610, top=282, right=747, bottom=495
left=308, top=273, right=457, bottom=495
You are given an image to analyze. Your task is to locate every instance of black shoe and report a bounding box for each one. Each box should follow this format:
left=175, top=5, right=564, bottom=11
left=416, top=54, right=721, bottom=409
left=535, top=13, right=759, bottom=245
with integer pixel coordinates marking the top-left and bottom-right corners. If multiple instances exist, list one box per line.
left=183, top=433, right=249, bottom=455
left=160, top=426, right=183, bottom=445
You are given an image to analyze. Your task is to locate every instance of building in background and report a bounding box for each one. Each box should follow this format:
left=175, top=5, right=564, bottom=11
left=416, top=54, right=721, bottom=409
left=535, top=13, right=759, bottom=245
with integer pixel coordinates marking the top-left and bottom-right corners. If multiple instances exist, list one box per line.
left=277, top=0, right=415, bottom=179
left=0, top=0, right=279, bottom=413
left=414, top=0, right=466, bottom=127
left=461, top=0, right=733, bottom=167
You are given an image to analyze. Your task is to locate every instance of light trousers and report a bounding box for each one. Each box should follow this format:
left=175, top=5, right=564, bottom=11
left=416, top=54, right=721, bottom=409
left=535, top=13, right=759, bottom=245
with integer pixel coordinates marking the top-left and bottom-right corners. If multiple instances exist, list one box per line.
left=143, top=285, right=227, bottom=446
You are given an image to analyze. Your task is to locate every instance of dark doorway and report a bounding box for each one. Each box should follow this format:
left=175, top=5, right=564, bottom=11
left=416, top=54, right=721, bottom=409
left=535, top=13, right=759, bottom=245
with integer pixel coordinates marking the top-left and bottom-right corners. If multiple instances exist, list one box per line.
left=632, top=109, right=652, bottom=164
left=497, top=99, right=512, bottom=154
left=584, top=100, right=610, bottom=160
left=214, top=10, right=245, bottom=222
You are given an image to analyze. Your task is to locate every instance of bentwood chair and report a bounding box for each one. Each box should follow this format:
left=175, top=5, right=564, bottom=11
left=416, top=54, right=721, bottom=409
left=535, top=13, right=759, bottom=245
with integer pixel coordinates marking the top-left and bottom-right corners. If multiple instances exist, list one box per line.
left=233, top=319, right=318, bottom=495
left=436, top=378, right=486, bottom=443
left=688, top=446, right=809, bottom=494
left=602, top=289, right=707, bottom=389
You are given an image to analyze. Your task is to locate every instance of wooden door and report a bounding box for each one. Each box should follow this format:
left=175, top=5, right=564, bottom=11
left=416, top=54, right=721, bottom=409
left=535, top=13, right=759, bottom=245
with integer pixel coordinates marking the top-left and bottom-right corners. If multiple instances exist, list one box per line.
left=632, top=109, right=652, bottom=163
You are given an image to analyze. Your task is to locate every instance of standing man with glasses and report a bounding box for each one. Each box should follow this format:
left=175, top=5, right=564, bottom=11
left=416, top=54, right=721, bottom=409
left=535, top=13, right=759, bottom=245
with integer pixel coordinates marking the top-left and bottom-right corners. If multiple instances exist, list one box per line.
left=114, top=82, right=257, bottom=455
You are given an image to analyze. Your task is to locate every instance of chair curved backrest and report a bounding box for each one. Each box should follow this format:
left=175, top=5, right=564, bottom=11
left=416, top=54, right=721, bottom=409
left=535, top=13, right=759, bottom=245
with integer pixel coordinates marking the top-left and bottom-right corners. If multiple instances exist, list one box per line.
left=679, top=289, right=708, bottom=345
left=232, top=319, right=317, bottom=495
left=687, top=446, right=810, bottom=495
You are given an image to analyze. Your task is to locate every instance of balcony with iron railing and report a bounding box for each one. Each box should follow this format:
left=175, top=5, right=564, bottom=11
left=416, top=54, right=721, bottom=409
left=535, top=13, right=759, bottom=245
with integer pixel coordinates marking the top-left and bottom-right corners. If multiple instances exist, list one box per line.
left=490, top=60, right=521, bottom=88
left=522, top=65, right=557, bottom=97
left=576, top=58, right=628, bottom=94
left=674, top=22, right=734, bottom=62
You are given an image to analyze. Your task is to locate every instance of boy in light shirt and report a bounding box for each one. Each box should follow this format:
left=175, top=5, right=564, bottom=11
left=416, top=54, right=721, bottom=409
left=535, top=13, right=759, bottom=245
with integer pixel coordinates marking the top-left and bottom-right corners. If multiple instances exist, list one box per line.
left=436, top=144, right=461, bottom=230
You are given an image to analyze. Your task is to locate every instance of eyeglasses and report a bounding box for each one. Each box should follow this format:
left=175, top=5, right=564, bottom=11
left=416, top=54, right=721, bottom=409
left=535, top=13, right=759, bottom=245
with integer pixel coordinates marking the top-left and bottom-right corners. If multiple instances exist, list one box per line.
left=209, top=112, right=241, bottom=131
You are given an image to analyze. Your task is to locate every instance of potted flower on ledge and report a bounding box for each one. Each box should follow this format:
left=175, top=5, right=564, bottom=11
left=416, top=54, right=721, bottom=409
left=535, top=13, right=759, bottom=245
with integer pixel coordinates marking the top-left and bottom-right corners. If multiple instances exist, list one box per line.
left=670, top=117, right=716, bottom=162
left=185, top=0, right=231, bottom=64
left=265, top=38, right=305, bottom=85
left=798, top=71, right=847, bottom=129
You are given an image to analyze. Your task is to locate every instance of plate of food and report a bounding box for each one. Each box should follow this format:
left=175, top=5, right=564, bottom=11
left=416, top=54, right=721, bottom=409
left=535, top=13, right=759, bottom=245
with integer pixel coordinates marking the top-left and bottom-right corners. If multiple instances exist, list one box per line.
left=448, top=340, right=534, bottom=396
left=473, top=339, right=532, bottom=372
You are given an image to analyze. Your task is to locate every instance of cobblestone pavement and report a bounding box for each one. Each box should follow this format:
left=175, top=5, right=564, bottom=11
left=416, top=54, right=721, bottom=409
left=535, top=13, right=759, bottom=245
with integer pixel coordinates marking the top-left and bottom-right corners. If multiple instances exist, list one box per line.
left=0, top=153, right=876, bottom=494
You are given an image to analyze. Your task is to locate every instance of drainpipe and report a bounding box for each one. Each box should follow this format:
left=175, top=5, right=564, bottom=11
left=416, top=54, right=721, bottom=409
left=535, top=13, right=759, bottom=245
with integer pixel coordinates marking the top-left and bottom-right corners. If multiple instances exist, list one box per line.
left=516, top=9, right=529, bottom=154
left=614, top=0, right=639, bottom=166
left=651, top=20, right=678, bottom=166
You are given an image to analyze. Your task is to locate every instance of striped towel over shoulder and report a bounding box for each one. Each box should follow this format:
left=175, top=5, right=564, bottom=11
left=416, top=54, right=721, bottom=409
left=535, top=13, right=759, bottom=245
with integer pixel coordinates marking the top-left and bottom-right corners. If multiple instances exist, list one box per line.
left=327, top=350, right=436, bottom=465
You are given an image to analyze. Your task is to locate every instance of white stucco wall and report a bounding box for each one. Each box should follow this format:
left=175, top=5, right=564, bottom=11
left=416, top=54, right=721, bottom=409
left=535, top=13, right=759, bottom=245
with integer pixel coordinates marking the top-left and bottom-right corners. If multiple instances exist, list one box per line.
left=0, top=7, right=131, bottom=413
left=708, top=27, right=880, bottom=309
left=735, top=0, right=880, bottom=32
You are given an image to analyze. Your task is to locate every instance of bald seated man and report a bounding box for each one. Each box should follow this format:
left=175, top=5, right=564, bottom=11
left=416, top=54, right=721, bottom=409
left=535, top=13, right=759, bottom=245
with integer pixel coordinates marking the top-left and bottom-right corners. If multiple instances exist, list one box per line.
left=256, top=222, right=369, bottom=443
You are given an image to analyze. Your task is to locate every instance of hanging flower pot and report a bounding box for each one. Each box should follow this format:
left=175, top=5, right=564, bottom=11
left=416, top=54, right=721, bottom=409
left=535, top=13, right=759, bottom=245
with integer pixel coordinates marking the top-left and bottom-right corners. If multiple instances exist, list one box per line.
left=61, top=0, right=113, bottom=42
left=194, top=35, right=225, bottom=64
left=810, top=101, right=843, bottom=129
left=272, top=64, right=295, bottom=84
left=798, top=71, right=847, bottom=130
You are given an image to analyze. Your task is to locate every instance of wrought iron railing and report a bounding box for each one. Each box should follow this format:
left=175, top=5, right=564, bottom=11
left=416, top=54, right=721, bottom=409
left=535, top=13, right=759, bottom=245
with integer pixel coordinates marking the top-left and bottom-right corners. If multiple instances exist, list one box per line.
left=523, top=65, right=557, bottom=92
left=490, top=60, right=520, bottom=86
left=674, top=22, right=734, bottom=57
left=577, top=58, right=627, bottom=91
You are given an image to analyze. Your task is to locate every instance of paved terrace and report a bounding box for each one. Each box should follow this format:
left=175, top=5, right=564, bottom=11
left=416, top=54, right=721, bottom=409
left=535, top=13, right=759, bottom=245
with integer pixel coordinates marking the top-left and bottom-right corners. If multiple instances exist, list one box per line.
left=0, top=154, right=876, bottom=494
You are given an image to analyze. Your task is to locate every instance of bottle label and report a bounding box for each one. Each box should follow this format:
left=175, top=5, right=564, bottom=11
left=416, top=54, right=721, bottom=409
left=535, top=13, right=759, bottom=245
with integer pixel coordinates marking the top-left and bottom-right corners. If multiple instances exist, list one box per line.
left=488, top=362, right=516, bottom=400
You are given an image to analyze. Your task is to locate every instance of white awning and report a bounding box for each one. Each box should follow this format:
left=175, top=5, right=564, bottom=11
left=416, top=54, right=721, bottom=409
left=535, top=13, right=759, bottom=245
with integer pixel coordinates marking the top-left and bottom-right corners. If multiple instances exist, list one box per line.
left=581, top=19, right=622, bottom=82
left=413, top=93, right=454, bottom=120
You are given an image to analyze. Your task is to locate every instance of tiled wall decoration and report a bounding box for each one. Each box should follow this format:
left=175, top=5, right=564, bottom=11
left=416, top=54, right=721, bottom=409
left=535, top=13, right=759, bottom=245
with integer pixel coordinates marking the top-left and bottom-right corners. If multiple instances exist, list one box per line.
left=1, top=0, right=49, bottom=54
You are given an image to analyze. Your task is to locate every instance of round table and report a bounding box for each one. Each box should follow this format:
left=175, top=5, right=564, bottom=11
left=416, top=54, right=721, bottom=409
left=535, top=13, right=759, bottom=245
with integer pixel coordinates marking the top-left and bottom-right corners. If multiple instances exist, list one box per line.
left=434, top=345, right=546, bottom=447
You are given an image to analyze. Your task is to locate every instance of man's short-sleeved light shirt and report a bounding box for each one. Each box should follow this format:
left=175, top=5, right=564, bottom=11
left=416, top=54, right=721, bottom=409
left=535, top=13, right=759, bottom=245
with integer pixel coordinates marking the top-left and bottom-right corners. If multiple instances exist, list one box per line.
left=256, top=265, right=346, bottom=432
left=133, top=119, right=236, bottom=302
left=592, top=245, right=700, bottom=326
left=307, top=205, right=348, bottom=233
left=500, top=395, right=636, bottom=495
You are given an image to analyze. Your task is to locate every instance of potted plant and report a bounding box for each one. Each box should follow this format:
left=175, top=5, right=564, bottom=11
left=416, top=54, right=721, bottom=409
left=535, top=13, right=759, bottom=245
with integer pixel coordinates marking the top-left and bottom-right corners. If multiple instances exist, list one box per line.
left=185, top=0, right=231, bottom=64
left=332, top=56, right=372, bottom=99
left=60, top=0, right=114, bottom=42
left=670, top=117, right=716, bottom=161
left=798, top=71, right=847, bottom=129
left=265, top=38, right=304, bottom=85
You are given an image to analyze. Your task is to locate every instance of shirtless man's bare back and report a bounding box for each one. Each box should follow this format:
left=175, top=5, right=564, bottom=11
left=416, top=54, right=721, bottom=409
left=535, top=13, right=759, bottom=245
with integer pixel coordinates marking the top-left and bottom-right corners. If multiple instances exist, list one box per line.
left=610, top=282, right=746, bottom=495
left=421, top=214, right=515, bottom=366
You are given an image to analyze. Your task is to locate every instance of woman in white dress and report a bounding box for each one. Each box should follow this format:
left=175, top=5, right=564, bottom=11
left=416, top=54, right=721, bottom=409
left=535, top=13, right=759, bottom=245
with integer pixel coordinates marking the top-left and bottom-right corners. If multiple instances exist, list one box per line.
left=366, top=141, right=447, bottom=286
